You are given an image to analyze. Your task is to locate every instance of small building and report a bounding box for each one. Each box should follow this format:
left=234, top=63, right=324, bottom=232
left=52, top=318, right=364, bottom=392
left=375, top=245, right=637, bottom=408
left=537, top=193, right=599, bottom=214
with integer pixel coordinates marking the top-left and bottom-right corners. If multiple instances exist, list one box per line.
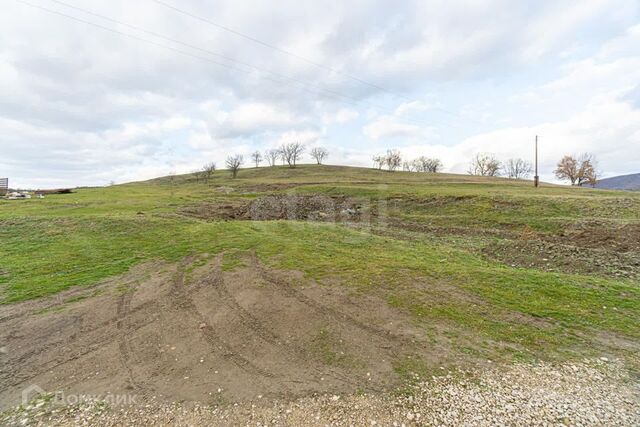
left=0, top=178, right=7, bottom=197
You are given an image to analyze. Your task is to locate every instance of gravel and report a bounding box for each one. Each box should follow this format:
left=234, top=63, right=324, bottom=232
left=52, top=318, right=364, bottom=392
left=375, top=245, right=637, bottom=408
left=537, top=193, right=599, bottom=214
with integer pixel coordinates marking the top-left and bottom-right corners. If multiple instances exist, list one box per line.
left=3, top=359, right=638, bottom=426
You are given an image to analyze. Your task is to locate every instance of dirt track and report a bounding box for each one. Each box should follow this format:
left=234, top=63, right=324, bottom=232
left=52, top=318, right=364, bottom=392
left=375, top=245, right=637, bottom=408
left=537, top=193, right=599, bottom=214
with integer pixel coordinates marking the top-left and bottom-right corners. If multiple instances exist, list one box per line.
left=0, top=254, right=435, bottom=409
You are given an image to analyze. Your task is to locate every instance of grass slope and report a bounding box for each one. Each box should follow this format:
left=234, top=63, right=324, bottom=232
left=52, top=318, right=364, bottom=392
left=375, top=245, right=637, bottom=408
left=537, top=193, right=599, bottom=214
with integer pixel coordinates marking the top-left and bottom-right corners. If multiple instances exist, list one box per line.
left=1, top=165, right=639, bottom=365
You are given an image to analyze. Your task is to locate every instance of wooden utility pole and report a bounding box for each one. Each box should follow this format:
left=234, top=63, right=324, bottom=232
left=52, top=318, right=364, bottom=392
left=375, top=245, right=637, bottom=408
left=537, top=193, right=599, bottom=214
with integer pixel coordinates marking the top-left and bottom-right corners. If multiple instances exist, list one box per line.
left=534, top=135, right=539, bottom=188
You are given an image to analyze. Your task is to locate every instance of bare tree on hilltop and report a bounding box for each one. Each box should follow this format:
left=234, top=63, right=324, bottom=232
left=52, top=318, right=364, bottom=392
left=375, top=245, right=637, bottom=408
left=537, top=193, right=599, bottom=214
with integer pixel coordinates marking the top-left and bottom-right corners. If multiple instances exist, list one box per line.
left=372, top=154, right=385, bottom=170
left=201, top=162, right=216, bottom=184
left=280, top=142, right=305, bottom=168
left=310, top=147, right=329, bottom=165
left=265, top=149, right=279, bottom=166
left=412, top=156, right=443, bottom=173
left=468, top=153, right=502, bottom=177
left=251, top=151, right=263, bottom=168
left=226, top=154, right=243, bottom=178
left=555, top=153, right=598, bottom=186
left=505, top=158, right=532, bottom=179
left=385, top=149, right=402, bottom=172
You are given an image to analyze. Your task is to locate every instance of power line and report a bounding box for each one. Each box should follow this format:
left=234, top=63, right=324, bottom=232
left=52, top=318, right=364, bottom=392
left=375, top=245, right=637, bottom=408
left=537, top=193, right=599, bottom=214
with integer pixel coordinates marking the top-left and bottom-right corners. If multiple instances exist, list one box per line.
left=16, top=0, right=468, bottom=130
left=42, top=0, right=438, bottom=128
left=17, top=0, right=469, bottom=130
left=151, top=0, right=478, bottom=123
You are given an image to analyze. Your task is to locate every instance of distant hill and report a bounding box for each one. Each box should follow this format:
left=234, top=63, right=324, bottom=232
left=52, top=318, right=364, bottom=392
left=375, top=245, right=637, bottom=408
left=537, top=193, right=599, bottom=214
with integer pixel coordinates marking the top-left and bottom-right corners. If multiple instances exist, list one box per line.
left=595, top=173, right=640, bottom=191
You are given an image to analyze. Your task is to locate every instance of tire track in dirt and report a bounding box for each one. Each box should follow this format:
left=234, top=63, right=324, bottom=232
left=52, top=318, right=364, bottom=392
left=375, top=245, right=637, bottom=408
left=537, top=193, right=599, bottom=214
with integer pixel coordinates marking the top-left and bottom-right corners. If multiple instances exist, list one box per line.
left=0, top=298, right=162, bottom=375
left=1, top=316, right=158, bottom=389
left=199, top=259, right=367, bottom=390
left=169, top=257, right=274, bottom=379
left=0, top=278, right=144, bottom=325
left=250, top=253, right=406, bottom=345
left=115, top=288, right=145, bottom=392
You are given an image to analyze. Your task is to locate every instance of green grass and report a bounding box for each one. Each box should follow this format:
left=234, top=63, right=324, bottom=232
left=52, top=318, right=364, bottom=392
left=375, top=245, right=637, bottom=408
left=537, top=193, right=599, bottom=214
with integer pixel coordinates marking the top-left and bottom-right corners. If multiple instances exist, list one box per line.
left=1, top=165, right=639, bottom=363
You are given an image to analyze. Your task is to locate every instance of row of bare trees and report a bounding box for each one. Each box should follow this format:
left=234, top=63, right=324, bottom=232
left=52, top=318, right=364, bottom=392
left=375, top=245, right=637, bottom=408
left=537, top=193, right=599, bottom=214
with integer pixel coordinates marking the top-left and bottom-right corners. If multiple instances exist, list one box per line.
left=254, top=143, right=328, bottom=169
left=197, top=147, right=598, bottom=185
left=194, top=143, right=332, bottom=179
left=404, top=156, right=444, bottom=173
left=467, top=153, right=535, bottom=179
left=372, top=150, right=443, bottom=173
left=467, top=152, right=599, bottom=185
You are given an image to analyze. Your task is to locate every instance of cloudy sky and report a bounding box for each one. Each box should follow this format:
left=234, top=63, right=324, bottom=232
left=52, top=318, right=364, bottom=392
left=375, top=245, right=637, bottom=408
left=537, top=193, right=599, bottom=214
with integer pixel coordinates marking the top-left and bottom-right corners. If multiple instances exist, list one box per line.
left=2, top=0, right=639, bottom=188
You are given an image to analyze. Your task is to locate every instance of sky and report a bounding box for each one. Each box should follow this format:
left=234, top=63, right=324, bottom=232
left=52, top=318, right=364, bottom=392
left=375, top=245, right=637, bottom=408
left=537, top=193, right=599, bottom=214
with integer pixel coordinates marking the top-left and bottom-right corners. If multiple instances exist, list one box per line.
left=1, top=0, right=639, bottom=188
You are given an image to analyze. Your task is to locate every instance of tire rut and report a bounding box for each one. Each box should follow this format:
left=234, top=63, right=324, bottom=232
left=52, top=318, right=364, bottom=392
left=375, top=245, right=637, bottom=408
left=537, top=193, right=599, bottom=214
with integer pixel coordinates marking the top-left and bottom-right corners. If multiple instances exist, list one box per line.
left=115, top=289, right=146, bottom=392
left=199, top=260, right=367, bottom=390
left=169, top=257, right=274, bottom=379
left=250, top=254, right=404, bottom=345
left=2, top=316, right=157, bottom=389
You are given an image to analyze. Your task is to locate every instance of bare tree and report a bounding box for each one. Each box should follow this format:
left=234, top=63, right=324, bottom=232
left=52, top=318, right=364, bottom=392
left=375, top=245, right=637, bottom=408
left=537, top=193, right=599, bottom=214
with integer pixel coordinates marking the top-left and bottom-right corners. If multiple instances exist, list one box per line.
left=468, top=153, right=501, bottom=177
left=372, top=155, right=385, bottom=170
left=251, top=151, right=263, bottom=168
left=412, top=156, right=443, bottom=173
left=280, top=142, right=305, bottom=168
left=290, top=142, right=305, bottom=167
left=424, top=158, right=443, bottom=173
left=201, top=162, right=216, bottom=184
left=279, top=144, right=291, bottom=166
left=226, top=154, right=243, bottom=178
left=310, top=147, right=329, bottom=165
left=505, top=158, right=533, bottom=179
left=402, top=161, right=412, bottom=172
left=265, top=149, right=279, bottom=166
left=555, top=153, right=598, bottom=186
left=385, top=149, right=402, bottom=172
left=579, top=153, right=599, bottom=187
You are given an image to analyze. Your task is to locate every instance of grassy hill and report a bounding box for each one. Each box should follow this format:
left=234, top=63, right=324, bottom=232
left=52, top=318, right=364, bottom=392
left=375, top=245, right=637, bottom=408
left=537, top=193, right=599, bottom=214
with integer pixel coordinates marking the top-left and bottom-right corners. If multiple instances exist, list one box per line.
left=1, top=165, right=639, bottom=370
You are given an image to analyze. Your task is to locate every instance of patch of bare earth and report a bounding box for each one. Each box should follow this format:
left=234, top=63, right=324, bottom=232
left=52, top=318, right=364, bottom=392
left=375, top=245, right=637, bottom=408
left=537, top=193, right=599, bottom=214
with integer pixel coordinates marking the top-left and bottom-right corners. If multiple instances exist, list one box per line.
left=178, top=195, right=369, bottom=222
left=0, top=254, right=438, bottom=411
left=483, top=222, right=640, bottom=279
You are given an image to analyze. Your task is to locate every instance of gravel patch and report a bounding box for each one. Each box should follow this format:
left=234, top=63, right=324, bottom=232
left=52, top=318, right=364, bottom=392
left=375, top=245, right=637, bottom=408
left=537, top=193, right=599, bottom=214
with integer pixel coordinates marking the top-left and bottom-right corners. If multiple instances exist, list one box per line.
left=3, top=359, right=638, bottom=426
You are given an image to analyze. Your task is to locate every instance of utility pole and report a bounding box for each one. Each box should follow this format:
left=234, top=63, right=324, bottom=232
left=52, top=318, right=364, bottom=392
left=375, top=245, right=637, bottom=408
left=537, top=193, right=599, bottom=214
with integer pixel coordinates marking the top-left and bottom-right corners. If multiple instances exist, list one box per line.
left=534, top=135, right=539, bottom=188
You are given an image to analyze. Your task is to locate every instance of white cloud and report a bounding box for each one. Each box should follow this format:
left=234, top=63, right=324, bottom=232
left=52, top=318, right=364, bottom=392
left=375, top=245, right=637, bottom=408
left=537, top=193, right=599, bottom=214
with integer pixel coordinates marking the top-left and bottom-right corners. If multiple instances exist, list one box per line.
left=363, top=116, right=435, bottom=141
left=270, top=128, right=323, bottom=147
left=363, top=100, right=436, bottom=141
left=394, top=101, right=430, bottom=116
left=207, top=103, right=301, bottom=138
left=322, top=108, right=359, bottom=124
left=1, top=0, right=639, bottom=187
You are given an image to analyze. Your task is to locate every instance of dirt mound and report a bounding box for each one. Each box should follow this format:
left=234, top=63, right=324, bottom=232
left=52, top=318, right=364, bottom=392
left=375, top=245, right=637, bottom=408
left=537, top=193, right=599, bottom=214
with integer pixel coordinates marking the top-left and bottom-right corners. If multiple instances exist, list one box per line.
left=180, top=195, right=367, bottom=222
left=553, top=221, right=640, bottom=252
left=0, top=255, right=434, bottom=410
left=484, top=240, right=640, bottom=279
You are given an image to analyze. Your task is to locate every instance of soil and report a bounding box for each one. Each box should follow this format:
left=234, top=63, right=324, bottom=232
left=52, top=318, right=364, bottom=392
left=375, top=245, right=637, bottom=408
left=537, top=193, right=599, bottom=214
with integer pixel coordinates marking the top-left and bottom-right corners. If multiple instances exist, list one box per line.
left=0, top=254, right=439, bottom=410
left=482, top=221, right=640, bottom=280
left=549, top=221, right=640, bottom=252
left=179, top=195, right=368, bottom=222
left=484, top=239, right=640, bottom=280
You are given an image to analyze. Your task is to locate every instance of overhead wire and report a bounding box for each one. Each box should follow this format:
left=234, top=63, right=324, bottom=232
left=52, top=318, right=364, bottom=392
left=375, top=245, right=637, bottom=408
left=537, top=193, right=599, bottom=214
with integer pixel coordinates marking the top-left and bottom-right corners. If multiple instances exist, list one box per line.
left=151, top=0, right=481, bottom=123
left=15, top=0, right=478, bottom=130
